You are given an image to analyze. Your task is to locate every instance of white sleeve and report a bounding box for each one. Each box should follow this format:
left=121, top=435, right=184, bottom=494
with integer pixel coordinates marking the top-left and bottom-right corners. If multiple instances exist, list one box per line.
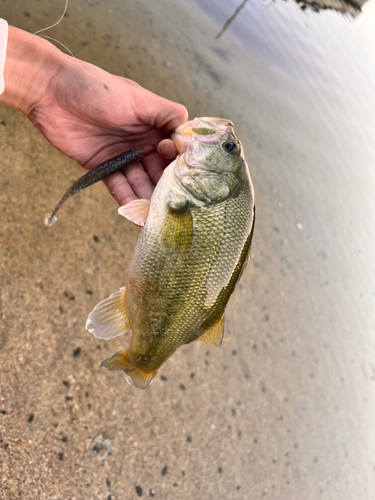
left=0, top=19, right=9, bottom=95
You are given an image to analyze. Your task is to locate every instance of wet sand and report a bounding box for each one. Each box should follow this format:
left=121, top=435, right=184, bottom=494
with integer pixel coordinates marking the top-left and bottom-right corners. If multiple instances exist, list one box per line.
left=1, top=0, right=375, bottom=499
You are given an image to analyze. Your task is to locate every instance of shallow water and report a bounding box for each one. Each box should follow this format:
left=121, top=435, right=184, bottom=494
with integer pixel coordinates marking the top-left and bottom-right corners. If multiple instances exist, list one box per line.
left=1, top=0, right=375, bottom=498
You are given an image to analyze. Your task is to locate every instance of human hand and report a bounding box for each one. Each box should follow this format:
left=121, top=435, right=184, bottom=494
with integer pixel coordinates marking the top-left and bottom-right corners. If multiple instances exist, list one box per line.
left=29, top=60, right=188, bottom=206
left=0, top=27, right=188, bottom=205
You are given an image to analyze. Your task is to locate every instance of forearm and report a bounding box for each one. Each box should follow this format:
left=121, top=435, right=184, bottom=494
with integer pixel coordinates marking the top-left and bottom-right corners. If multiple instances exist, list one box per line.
left=0, top=26, right=66, bottom=115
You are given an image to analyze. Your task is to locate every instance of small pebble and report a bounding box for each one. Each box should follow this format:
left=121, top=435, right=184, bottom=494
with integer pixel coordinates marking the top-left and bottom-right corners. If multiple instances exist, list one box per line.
left=135, top=484, right=142, bottom=497
left=73, top=347, right=81, bottom=358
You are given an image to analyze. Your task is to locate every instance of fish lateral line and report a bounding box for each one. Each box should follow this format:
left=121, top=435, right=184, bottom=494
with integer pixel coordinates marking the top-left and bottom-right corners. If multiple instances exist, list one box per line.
left=44, top=146, right=153, bottom=226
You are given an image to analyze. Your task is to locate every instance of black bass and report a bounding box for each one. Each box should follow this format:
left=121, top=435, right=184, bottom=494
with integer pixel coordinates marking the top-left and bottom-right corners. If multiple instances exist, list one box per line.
left=86, top=117, right=255, bottom=388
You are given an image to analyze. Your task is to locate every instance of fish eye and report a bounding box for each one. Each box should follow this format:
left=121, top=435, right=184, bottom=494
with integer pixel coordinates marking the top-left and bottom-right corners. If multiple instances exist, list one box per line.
left=222, top=141, right=239, bottom=154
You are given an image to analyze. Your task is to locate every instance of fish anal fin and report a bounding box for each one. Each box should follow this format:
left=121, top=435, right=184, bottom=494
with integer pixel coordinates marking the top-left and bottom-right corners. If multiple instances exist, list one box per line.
left=85, top=286, right=130, bottom=340
left=101, top=350, right=157, bottom=389
left=118, top=199, right=150, bottom=226
left=197, top=315, right=225, bottom=347
left=161, top=206, right=193, bottom=253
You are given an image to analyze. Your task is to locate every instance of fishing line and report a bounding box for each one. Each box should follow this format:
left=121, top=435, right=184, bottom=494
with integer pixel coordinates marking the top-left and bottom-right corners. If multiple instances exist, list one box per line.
left=33, top=0, right=69, bottom=36
left=36, top=35, right=75, bottom=57
left=32, top=0, right=155, bottom=128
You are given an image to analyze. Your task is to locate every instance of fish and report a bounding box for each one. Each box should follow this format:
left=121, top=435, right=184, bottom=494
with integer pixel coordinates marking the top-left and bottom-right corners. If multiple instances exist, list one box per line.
left=85, top=117, right=255, bottom=389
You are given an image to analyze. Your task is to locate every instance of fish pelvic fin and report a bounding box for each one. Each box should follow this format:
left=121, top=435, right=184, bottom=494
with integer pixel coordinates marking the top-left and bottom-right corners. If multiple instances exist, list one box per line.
left=85, top=287, right=130, bottom=340
left=100, top=350, right=157, bottom=389
left=118, top=199, right=150, bottom=226
left=197, top=315, right=225, bottom=347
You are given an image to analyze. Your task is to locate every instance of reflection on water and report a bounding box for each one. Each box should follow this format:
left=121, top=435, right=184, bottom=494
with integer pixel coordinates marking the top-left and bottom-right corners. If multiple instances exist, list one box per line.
left=293, top=0, right=368, bottom=16
left=216, top=0, right=249, bottom=38
left=217, top=0, right=369, bottom=40
left=1, top=0, right=375, bottom=498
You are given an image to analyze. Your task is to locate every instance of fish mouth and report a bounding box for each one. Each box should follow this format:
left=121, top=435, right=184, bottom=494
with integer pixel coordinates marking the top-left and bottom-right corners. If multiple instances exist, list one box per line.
left=171, top=117, right=235, bottom=154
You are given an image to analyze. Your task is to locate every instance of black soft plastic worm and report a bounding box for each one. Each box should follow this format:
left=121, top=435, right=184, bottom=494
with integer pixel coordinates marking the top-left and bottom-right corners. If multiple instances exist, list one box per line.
left=44, top=148, right=147, bottom=226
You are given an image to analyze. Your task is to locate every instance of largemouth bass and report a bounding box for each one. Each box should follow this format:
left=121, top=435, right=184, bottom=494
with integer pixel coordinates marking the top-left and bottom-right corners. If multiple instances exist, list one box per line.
left=86, top=117, right=255, bottom=388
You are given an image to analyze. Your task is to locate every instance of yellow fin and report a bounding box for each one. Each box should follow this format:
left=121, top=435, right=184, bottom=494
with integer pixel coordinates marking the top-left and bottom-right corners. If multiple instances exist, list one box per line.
left=85, top=287, right=130, bottom=340
left=197, top=315, right=225, bottom=347
left=118, top=199, right=150, bottom=226
left=161, top=206, right=193, bottom=252
left=101, top=350, right=157, bottom=389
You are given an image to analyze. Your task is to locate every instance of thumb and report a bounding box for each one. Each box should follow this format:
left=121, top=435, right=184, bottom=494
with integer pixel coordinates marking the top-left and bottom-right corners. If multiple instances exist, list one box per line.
left=143, top=90, right=189, bottom=133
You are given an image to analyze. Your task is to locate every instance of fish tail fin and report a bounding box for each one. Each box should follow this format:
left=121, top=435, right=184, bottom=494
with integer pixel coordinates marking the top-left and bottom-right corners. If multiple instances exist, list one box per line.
left=100, top=350, right=157, bottom=389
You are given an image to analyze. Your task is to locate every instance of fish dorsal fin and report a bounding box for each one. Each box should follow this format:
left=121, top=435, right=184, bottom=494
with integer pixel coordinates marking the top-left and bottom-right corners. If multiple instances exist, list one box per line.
left=197, top=315, right=225, bottom=347
left=101, top=350, right=157, bottom=389
left=85, top=286, right=130, bottom=340
left=118, top=199, right=150, bottom=226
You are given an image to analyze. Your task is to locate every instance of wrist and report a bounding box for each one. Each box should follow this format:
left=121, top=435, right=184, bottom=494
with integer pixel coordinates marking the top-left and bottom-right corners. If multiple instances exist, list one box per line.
left=0, top=26, right=67, bottom=115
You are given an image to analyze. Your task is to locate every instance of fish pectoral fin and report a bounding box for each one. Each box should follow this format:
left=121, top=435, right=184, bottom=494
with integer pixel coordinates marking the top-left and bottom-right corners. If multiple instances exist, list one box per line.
left=85, top=286, right=130, bottom=340
left=161, top=206, right=193, bottom=252
left=197, top=315, right=225, bottom=347
left=101, top=350, right=157, bottom=389
left=118, top=199, right=150, bottom=226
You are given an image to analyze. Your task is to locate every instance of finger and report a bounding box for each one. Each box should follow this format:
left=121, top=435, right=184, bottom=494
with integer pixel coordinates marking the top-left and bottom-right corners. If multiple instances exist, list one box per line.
left=141, top=152, right=170, bottom=187
left=142, top=90, right=188, bottom=133
left=159, top=102, right=188, bottom=133
left=102, top=172, right=137, bottom=206
left=123, top=161, right=154, bottom=200
left=156, top=101, right=188, bottom=134
left=157, top=139, right=178, bottom=160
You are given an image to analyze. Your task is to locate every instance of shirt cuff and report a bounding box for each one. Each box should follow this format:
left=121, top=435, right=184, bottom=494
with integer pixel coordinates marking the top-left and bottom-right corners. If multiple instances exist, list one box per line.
left=0, top=19, right=9, bottom=95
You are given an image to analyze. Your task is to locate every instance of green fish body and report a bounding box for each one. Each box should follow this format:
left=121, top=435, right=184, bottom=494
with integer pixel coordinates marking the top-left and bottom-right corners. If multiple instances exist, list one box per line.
left=86, top=117, right=255, bottom=388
